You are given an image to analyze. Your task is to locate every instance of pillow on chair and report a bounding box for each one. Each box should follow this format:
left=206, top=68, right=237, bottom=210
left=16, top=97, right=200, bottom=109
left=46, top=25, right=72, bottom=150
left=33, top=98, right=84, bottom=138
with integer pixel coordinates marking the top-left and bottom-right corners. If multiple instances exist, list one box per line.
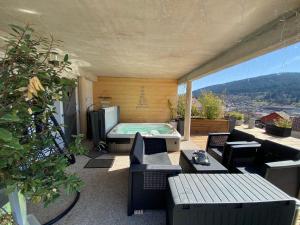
left=130, top=132, right=144, bottom=164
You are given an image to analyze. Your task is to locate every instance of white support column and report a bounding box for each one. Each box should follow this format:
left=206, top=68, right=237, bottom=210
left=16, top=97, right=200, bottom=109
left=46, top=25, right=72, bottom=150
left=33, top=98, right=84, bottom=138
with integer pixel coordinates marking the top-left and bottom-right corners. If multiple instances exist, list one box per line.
left=184, top=80, right=192, bottom=141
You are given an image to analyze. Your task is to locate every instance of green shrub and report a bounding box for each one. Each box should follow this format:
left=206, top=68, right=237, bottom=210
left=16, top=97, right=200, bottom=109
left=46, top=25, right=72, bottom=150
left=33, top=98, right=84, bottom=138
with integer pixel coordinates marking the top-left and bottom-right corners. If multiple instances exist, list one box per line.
left=177, top=95, right=201, bottom=118
left=228, top=111, right=244, bottom=120
left=0, top=25, right=86, bottom=206
left=274, top=118, right=292, bottom=128
left=198, top=92, right=224, bottom=120
left=191, top=104, right=201, bottom=117
left=168, top=99, right=177, bottom=121
left=177, top=95, right=185, bottom=119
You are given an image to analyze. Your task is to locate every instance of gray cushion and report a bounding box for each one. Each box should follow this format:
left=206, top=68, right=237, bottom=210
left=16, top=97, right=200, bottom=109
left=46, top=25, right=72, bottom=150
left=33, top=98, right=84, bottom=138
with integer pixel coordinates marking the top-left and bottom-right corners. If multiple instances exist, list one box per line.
left=237, top=166, right=265, bottom=176
left=228, top=129, right=255, bottom=142
left=207, top=147, right=223, bottom=163
left=256, top=140, right=300, bottom=165
left=143, top=152, right=171, bottom=165
left=209, top=147, right=223, bottom=156
left=130, top=133, right=144, bottom=164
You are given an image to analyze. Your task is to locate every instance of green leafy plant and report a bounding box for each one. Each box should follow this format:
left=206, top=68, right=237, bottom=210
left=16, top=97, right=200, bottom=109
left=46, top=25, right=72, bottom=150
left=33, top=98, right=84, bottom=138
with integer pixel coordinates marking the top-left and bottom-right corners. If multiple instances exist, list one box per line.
left=228, top=111, right=244, bottom=120
left=0, top=25, right=86, bottom=206
left=0, top=208, right=14, bottom=225
left=177, top=95, right=201, bottom=119
left=274, top=118, right=292, bottom=128
left=198, top=92, right=224, bottom=120
left=191, top=104, right=201, bottom=117
left=177, top=95, right=185, bottom=119
left=167, top=99, right=177, bottom=121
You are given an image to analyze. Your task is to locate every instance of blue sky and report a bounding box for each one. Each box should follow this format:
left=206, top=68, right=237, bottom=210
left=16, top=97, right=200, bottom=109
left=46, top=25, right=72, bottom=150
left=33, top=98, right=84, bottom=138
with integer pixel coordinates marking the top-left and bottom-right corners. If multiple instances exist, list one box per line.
left=179, top=41, right=300, bottom=93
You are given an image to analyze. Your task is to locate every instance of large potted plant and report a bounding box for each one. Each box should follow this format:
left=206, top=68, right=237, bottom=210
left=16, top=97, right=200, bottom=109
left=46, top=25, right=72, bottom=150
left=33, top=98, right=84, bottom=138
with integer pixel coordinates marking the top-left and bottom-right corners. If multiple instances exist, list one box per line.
left=198, top=92, right=223, bottom=120
left=190, top=92, right=228, bottom=134
left=176, top=95, right=185, bottom=135
left=265, top=118, right=292, bottom=137
left=0, top=25, right=85, bottom=224
left=176, top=95, right=202, bottom=135
left=167, top=99, right=177, bottom=129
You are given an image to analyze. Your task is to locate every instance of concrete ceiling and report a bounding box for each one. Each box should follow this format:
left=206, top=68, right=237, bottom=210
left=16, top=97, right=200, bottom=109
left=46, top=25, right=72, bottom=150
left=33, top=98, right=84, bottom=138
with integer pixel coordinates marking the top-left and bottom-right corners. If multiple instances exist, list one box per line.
left=0, top=0, right=299, bottom=80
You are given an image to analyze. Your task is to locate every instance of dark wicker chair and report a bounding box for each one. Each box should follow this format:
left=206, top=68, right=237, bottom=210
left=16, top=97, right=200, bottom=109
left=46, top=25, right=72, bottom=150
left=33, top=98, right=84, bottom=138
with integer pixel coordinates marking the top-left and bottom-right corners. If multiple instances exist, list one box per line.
left=227, top=140, right=300, bottom=197
left=206, top=129, right=255, bottom=162
left=128, top=133, right=181, bottom=216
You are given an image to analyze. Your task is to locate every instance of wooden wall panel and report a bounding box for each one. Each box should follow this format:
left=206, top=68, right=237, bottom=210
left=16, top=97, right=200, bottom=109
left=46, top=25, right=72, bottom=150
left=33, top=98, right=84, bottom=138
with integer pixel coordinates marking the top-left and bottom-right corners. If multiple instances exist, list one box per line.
left=93, top=77, right=178, bottom=122
left=191, top=119, right=229, bottom=135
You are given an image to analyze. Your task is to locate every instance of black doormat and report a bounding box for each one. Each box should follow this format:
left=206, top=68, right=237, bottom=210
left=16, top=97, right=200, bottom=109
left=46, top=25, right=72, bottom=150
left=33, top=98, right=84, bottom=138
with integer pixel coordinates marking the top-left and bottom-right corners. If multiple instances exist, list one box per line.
left=85, top=148, right=105, bottom=159
left=84, top=158, right=115, bottom=168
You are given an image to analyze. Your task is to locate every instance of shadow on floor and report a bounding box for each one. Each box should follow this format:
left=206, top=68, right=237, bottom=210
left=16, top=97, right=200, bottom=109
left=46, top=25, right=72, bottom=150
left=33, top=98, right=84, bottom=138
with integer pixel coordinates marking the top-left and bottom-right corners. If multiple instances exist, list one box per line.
left=28, top=155, right=166, bottom=225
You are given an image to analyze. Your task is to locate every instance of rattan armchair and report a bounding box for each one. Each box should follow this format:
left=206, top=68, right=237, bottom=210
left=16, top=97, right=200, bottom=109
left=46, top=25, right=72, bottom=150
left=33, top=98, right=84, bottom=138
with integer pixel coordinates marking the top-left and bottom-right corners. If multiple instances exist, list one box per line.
left=128, top=133, right=181, bottom=216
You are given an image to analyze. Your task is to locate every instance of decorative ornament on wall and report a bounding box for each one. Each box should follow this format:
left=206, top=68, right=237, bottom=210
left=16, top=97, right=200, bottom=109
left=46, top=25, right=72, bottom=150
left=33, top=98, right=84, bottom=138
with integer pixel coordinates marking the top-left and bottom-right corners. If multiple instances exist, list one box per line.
left=136, top=86, right=148, bottom=108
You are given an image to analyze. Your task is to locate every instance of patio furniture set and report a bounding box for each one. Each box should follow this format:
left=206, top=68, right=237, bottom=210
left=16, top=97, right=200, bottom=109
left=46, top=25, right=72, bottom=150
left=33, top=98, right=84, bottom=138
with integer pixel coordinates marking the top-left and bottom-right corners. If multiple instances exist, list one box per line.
left=128, top=130, right=300, bottom=225
left=207, top=131, right=300, bottom=198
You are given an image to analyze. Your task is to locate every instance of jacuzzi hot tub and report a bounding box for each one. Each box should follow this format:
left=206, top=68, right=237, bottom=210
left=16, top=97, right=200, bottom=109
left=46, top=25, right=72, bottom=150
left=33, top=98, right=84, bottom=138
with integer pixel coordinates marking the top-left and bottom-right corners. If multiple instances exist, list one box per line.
left=107, top=123, right=181, bottom=152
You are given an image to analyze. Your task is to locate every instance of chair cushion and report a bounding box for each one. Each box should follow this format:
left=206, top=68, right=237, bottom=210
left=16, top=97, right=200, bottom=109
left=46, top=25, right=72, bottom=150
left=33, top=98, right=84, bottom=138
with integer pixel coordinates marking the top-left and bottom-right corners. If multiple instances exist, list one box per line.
left=207, top=135, right=228, bottom=149
left=130, top=132, right=144, bottom=164
left=143, top=152, right=171, bottom=165
left=255, top=140, right=300, bottom=165
left=228, top=129, right=255, bottom=142
left=207, top=147, right=223, bottom=163
left=143, top=138, right=167, bottom=154
left=237, top=165, right=265, bottom=176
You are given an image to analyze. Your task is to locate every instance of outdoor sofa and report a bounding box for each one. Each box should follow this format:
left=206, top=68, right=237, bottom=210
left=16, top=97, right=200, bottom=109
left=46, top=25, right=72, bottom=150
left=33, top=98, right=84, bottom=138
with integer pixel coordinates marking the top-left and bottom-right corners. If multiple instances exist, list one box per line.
left=128, top=132, right=182, bottom=216
left=226, top=140, right=300, bottom=197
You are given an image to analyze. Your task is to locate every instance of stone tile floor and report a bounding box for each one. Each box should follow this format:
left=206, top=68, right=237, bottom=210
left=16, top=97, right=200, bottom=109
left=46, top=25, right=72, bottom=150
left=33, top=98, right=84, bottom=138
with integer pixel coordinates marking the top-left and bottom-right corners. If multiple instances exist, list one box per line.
left=28, top=137, right=300, bottom=225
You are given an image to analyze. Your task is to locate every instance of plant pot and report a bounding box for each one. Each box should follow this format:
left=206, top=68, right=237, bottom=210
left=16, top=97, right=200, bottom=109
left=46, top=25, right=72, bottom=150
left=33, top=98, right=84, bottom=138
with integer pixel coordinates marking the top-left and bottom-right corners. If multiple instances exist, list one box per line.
left=177, top=119, right=184, bottom=136
left=169, top=121, right=178, bottom=130
left=8, top=190, right=41, bottom=225
left=228, top=117, right=236, bottom=132
left=235, top=120, right=244, bottom=126
left=248, top=118, right=255, bottom=129
left=265, top=124, right=292, bottom=137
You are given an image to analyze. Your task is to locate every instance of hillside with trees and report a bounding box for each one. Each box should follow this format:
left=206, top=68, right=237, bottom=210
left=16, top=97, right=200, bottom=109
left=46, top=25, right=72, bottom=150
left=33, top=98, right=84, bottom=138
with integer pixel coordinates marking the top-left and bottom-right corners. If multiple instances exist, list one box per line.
left=193, top=73, right=300, bottom=106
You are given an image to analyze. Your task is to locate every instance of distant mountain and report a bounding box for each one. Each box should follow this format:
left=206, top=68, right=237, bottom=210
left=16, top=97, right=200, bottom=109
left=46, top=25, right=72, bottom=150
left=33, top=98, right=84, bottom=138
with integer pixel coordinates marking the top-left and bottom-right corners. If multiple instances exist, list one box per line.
left=193, top=73, right=300, bottom=105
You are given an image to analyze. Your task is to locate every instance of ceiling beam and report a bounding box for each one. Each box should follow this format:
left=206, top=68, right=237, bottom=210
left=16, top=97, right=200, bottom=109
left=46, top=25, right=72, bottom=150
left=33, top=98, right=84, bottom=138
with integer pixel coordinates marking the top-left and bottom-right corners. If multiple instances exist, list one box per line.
left=78, top=68, right=98, bottom=82
left=178, top=8, right=300, bottom=84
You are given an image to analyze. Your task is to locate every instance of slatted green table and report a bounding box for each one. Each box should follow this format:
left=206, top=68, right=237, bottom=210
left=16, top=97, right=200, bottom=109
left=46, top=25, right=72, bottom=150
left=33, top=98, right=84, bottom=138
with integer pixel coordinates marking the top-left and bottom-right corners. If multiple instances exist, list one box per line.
left=167, top=173, right=296, bottom=225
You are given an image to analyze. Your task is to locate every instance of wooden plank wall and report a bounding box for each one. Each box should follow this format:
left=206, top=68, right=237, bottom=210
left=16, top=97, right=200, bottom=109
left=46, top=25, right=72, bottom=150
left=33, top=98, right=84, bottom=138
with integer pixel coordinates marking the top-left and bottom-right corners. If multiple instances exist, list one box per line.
left=191, top=119, right=229, bottom=134
left=93, top=77, right=178, bottom=122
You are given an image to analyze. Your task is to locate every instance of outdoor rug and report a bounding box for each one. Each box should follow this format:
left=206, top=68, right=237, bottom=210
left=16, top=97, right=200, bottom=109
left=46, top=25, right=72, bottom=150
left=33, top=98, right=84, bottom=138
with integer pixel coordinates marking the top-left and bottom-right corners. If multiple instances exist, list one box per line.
left=84, top=158, right=115, bottom=168
left=85, top=148, right=106, bottom=158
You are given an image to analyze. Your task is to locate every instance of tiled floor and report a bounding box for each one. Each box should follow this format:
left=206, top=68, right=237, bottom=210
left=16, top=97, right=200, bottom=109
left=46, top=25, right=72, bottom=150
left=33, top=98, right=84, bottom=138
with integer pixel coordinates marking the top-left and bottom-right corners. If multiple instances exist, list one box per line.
left=236, top=125, right=300, bottom=149
left=27, top=136, right=300, bottom=225
left=27, top=139, right=199, bottom=225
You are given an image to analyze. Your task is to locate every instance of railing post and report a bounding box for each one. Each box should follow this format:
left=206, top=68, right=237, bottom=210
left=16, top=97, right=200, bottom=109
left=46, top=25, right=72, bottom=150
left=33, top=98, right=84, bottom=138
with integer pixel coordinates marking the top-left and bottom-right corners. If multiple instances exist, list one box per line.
left=184, top=80, right=192, bottom=141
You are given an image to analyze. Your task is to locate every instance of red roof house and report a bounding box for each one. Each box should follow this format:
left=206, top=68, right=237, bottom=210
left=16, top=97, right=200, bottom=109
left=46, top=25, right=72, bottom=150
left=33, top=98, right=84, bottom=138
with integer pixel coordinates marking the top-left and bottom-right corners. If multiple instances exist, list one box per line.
left=260, top=111, right=290, bottom=124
